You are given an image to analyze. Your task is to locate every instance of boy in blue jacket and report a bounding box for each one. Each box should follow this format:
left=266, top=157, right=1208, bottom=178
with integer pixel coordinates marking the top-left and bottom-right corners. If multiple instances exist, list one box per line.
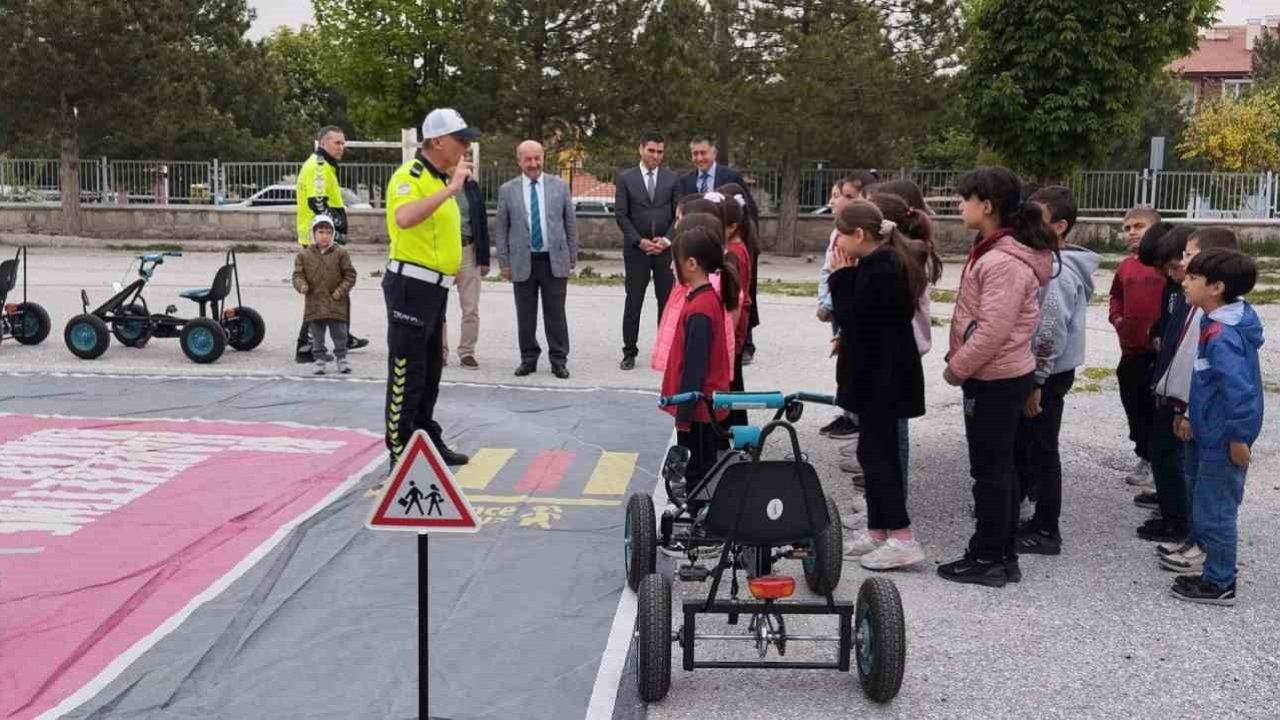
left=1172, top=248, right=1264, bottom=606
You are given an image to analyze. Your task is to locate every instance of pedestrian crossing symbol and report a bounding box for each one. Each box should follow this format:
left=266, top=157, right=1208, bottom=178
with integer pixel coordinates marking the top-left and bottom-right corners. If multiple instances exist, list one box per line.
left=368, top=430, right=480, bottom=533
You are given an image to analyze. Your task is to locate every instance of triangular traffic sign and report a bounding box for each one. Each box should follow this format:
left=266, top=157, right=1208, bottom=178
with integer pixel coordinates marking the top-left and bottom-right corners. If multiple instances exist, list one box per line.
left=368, top=430, right=480, bottom=533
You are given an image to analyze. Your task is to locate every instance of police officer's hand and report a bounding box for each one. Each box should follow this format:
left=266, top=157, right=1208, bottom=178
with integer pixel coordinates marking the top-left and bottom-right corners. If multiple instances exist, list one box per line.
left=448, top=157, right=474, bottom=194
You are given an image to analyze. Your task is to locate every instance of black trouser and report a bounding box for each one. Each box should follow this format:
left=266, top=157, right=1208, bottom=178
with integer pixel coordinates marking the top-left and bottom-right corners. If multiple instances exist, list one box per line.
left=514, top=254, right=570, bottom=365
left=963, top=373, right=1034, bottom=562
left=746, top=251, right=759, bottom=351
left=678, top=421, right=727, bottom=485
left=727, top=350, right=747, bottom=427
left=1149, top=403, right=1188, bottom=528
left=382, top=271, right=448, bottom=460
left=1015, top=370, right=1075, bottom=537
left=622, top=248, right=674, bottom=358
left=298, top=297, right=355, bottom=351
left=1117, top=352, right=1156, bottom=461
left=857, top=413, right=910, bottom=530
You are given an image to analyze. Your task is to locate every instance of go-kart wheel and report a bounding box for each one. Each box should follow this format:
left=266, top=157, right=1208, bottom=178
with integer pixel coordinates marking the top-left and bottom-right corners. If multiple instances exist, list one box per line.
left=803, top=494, right=843, bottom=594
left=180, top=318, right=227, bottom=364
left=855, top=576, right=906, bottom=703
left=635, top=573, right=672, bottom=703
left=226, top=306, right=265, bottom=351
left=111, top=303, right=151, bottom=347
left=625, top=493, right=656, bottom=592
left=64, top=314, right=111, bottom=360
left=12, top=302, right=51, bottom=345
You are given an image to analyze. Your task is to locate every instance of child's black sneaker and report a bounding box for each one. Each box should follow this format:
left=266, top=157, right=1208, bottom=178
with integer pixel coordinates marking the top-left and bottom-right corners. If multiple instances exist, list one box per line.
left=1016, top=528, right=1061, bottom=555
left=937, top=555, right=1008, bottom=588
left=1170, top=578, right=1236, bottom=606
left=1137, top=519, right=1186, bottom=543
left=1133, top=491, right=1159, bottom=510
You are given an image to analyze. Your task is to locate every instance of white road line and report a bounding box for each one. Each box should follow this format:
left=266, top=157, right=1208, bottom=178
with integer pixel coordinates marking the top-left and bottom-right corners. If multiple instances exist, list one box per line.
left=35, top=451, right=387, bottom=720
left=585, top=429, right=674, bottom=720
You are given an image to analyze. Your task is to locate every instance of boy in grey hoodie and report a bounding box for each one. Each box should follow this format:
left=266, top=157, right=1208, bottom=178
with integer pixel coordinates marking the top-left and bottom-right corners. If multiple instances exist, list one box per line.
left=1015, top=187, right=1100, bottom=554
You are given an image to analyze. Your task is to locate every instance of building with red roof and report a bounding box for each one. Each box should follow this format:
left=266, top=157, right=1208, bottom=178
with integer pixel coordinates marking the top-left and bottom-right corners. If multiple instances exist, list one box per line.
left=1169, top=16, right=1278, bottom=104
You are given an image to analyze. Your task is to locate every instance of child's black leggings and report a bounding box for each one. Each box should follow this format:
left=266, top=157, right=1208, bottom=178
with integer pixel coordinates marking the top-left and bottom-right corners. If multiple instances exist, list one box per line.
left=964, top=373, right=1033, bottom=562
left=857, top=412, right=910, bottom=530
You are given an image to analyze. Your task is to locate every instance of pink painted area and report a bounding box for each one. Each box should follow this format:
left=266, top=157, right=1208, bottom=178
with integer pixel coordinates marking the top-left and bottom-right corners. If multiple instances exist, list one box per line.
left=0, top=415, right=384, bottom=720
left=512, top=450, right=575, bottom=494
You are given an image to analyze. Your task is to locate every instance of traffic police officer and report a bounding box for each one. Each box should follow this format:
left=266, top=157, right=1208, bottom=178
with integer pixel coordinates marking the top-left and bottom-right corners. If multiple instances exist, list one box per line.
left=296, top=125, right=369, bottom=362
left=383, top=109, right=480, bottom=467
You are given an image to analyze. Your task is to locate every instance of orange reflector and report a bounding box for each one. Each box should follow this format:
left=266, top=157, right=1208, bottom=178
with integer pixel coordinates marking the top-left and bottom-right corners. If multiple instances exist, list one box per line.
left=748, top=575, right=795, bottom=600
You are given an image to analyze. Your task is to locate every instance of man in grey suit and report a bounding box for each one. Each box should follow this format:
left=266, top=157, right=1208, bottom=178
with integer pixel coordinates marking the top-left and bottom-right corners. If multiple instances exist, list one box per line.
left=495, top=140, right=578, bottom=379
left=614, top=131, right=679, bottom=370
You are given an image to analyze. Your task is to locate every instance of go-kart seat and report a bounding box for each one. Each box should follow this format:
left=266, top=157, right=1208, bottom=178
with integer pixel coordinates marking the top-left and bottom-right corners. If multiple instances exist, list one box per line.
left=180, top=264, right=233, bottom=314
left=704, top=460, right=831, bottom=546
left=0, top=258, right=17, bottom=301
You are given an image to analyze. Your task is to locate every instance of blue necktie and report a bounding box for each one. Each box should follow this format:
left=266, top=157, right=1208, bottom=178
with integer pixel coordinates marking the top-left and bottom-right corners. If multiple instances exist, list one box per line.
left=699, top=174, right=709, bottom=193
left=530, top=178, right=544, bottom=251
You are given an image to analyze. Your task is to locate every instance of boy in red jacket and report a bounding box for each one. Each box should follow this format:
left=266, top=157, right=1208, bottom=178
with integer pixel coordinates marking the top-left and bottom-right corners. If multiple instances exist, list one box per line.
left=1111, top=207, right=1166, bottom=487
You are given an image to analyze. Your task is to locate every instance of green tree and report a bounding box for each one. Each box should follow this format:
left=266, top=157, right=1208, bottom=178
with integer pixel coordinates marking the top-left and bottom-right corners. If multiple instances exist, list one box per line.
left=962, top=0, right=1217, bottom=180
left=261, top=26, right=357, bottom=148
left=1102, top=71, right=1194, bottom=170
left=1178, top=89, right=1280, bottom=171
left=1253, top=30, right=1280, bottom=90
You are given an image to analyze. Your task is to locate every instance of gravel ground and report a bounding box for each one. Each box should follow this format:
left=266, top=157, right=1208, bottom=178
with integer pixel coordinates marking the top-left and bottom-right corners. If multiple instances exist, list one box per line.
left=3, top=242, right=1279, bottom=719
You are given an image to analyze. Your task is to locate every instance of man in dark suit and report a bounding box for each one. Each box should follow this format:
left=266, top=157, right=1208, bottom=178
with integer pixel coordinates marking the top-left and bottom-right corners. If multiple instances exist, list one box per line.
left=614, top=132, right=681, bottom=370
left=676, top=135, right=759, bottom=222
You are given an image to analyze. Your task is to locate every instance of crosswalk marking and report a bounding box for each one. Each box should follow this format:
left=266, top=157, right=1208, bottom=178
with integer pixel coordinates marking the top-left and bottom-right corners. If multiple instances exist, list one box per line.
left=583, top=451, right=638, bottom=496
left=454, top=448, right=516, bottom=490
left=513, top=450, right=575, bottom=494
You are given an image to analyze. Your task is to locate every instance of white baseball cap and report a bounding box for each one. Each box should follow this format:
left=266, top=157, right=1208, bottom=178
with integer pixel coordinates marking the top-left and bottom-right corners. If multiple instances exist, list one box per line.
left=421, top=108, right=481, bottom=141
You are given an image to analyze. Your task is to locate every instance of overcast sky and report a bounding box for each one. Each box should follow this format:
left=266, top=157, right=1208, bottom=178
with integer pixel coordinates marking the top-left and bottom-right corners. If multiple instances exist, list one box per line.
left=246, top=0, right=1276, bottom=40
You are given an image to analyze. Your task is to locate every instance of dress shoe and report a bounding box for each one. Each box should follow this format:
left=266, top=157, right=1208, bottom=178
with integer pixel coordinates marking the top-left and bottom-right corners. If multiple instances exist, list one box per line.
left=436, top=445, right=470, bottom=466
left=620, top=355, right=636, bottom=371
left=346, top=335, right=370, bottom=351
left=552, top=364, right=570, bottom=379
left=514, top=361, right=537, bottom=377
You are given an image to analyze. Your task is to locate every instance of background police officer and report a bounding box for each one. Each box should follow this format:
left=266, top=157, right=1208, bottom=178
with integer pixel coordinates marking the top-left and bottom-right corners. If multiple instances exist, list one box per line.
left=382, top=109, right=479, bottom=467
left=295, top=125, right=369, bottom=363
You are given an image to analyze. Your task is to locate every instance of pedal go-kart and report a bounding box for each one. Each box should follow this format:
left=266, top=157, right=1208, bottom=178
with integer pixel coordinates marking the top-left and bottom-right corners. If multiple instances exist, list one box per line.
left=64, top=249, right=265, bottom=364
left=625, top=391, right=906, bottom=704
left=0, top=246, right=53, bottom=349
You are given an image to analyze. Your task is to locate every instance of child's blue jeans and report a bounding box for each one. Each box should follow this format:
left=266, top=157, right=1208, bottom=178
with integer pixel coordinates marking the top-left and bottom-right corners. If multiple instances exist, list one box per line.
left=1184, top=441, right=1248, bottom=588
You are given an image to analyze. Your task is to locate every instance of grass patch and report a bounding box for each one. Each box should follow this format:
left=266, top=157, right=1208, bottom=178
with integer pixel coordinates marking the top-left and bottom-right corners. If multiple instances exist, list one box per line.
left=1071, top=383, right=1103, bottom=394
left=230, top=243, right=269, bottom=253
left=1244, top=235, right=1280, bottom=257
left=1097, top=257, right=1123, bottom=271
left=757, top=278, right=818, bottom=297
left=105, top=242, right=184, bottom=252
left=1078, top=236, right=1129, bottom=254
left=370, top=269, right=384, bottom=278
left=1265, top=382, right=1280, bottom=394
left=577, top=250, right=607, bottom=261
left=1080, top=366, right=1114, bottom=381
left=929, top=315, right=948, bottom=327
left=929, top=288, right=957, bottom=303
left=1247, top=287, right=1280, bottom=305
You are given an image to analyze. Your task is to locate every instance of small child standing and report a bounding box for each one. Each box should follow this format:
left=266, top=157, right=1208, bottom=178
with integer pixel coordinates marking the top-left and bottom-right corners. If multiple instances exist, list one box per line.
left=828, top=200, right=926, bottom=571
left=716, top=188, right=757, bottom=427
left=817, top=177, right=868, bottom=440
left=940, top=167, right=1054, bottom=588
left=1012, top=187, right=1099, bottom=554
left=1111, top=207, right=1166, bottom=487
left=660, top=225, right=741, bottom=495
left=1171, top=248, right=1264, bottom=606
left=293, top=215, right=357, bottom=375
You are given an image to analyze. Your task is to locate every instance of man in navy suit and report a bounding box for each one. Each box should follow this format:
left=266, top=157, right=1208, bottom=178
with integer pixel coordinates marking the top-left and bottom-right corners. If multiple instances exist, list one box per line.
left=676, top=136, right=759, bottom=222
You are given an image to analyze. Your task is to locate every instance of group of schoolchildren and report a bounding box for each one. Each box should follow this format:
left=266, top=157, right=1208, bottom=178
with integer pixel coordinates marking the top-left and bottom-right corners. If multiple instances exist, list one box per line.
left=657, top=164, right=1264, bottom=607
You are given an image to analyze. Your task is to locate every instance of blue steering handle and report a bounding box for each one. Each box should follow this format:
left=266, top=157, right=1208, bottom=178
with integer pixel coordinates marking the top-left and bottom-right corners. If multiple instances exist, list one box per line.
left=658, top=392, right=703, bottom=407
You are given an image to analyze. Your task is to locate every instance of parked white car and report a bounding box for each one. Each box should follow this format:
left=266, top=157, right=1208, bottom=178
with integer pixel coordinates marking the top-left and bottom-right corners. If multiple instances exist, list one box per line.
left=220, top=184, right=372, bottom=209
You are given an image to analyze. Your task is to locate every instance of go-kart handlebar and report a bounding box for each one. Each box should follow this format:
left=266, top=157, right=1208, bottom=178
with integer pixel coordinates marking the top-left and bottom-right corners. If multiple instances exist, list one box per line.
left=658, top=391, right=836, bottom=410
left=140, top=251, right=183, bottom=262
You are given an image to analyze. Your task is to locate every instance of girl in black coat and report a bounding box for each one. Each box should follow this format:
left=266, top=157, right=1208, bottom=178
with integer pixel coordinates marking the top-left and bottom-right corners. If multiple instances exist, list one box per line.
left=829, top=200, right=927, bottom=571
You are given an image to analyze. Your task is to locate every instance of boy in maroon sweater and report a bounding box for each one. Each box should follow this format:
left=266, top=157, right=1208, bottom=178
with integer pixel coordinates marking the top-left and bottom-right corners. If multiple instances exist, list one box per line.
left=1110, top=207, right=1166, bottom=487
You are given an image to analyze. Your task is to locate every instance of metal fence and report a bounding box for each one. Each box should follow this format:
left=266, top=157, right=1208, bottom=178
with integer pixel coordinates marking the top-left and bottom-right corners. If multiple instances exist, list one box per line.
left=2, top=157, right=1278, bottom=219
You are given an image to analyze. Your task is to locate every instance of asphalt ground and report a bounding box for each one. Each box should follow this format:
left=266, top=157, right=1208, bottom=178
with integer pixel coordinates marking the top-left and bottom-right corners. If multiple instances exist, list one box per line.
left=2, top=241, right=1279, bottom=719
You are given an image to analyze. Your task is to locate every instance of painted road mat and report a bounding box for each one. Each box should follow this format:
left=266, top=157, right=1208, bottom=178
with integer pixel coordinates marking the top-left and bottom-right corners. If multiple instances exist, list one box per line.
left=0, top=374, right=670, bottom=720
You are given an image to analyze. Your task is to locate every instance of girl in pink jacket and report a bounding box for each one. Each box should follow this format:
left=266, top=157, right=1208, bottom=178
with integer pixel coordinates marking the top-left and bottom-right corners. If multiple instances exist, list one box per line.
left=937, top=167, right=1055, bottom=589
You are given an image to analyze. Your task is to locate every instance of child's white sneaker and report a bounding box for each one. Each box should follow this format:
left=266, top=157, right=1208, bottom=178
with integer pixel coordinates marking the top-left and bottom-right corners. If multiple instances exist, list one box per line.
left=843, top=532, right=883, bottom=557
left=860, top=538, right=925, bottom=571
left=337, top=358, right=351, bottom=375
left=841, top=494, right=867, bottom=530
left=314, top=362, right=328, bottom=376
left=1160, top=544, right=1205, bottom=574
left=1125, top=459, right=1154, bottom=487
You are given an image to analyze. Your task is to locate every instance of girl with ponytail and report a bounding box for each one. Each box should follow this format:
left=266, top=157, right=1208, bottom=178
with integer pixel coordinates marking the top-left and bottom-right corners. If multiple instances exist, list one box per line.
left=938, top=166, right=1054, bottom=588
left=828, top=200, right=927, bottom=571
left=660, top=225, right=741, bottom=490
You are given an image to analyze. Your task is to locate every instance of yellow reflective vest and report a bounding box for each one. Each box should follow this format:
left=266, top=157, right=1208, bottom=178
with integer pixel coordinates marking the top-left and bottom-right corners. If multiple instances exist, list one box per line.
left=296, top=152, right=345, bottom=246
left=385, top=155, right=461, bottom=275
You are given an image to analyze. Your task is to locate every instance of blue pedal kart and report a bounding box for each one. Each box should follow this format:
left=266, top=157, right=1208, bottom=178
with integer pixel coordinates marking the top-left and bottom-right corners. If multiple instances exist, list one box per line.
left=0, top=246, right=52, bottom=349
left=625, top=391, right=906, bottom=704
left=64, top=249, right=265, bottom=363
